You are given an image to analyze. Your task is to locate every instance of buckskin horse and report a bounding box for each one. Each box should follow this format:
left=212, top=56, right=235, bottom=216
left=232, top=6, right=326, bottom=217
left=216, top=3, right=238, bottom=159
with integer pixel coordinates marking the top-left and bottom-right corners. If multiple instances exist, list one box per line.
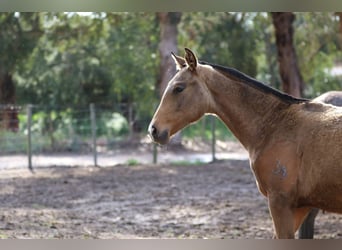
left=298, top=90, right=342, bottom=238
left=314, top=91, right=342, bottom=107
left=148, top=48, right=342, bottom=239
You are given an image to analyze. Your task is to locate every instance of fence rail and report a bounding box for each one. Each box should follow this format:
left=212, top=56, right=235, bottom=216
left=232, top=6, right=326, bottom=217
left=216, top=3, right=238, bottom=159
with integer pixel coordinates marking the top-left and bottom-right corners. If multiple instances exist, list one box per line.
left=0, top=103, right=229, bottom=170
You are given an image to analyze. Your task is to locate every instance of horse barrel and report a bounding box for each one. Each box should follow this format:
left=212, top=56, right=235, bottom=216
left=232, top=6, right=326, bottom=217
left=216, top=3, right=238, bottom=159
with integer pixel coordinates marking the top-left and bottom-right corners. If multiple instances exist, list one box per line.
left=298, top=91, right=342, bottom=239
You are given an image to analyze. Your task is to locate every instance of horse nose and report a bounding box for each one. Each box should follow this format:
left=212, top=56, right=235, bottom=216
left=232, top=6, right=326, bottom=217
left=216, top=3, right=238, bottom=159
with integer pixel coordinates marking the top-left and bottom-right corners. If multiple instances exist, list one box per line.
left=149, top=124, right=158, bottom=140
left=148, top=123, right=169, bottom=144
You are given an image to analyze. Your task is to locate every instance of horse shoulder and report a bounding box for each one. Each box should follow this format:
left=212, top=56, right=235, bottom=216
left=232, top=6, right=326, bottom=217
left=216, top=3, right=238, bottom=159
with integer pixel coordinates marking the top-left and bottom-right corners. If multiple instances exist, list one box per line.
left=249, top=137, right=302, bottom=200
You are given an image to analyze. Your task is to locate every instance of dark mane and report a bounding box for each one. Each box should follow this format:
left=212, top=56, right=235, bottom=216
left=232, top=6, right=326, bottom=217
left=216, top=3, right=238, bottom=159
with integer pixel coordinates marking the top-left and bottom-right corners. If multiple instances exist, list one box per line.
left=200, top=61, right=308, bottom=104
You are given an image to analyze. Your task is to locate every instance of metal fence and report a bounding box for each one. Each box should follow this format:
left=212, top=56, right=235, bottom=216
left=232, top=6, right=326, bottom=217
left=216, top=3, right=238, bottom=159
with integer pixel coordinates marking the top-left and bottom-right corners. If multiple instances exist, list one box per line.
left=0, top=103, right=241, bottom=171
left=0, top=103, right=145, bottom=169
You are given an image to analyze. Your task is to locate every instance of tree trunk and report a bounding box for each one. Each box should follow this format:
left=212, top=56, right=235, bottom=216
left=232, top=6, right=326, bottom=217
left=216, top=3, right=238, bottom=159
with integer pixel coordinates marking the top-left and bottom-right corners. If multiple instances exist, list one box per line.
left=157, top=12, right=183, bottom=146
left=157, top=12, right=182, bottom=96
left=336, top=12, right=342, bottom=49
left=271, top=12, right=304, bottom=98
left=0, top=72, right=18, bottom=132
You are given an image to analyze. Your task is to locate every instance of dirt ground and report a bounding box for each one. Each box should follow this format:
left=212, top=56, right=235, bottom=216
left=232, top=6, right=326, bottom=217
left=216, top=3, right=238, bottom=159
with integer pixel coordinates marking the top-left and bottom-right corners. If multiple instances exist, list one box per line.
left=0, top=157, right=340, bottom=239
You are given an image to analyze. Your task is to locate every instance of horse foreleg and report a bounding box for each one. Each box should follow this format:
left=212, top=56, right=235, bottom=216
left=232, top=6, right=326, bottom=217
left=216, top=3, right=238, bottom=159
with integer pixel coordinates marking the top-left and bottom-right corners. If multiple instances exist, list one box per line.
left=298, top=208, right=319, bottom=239
left=268, top=196, right=311, bottom=239
left=268, top=198, right=295, bottom=239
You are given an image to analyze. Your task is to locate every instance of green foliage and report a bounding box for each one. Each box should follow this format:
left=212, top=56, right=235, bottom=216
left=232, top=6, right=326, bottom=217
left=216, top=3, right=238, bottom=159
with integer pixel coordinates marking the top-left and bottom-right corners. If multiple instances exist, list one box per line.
left=14, top=13, right=159, bottom=132
left=126, top=158, right=140, bottom=166
left=102, top=112, right=129, bottom=137
left=182, top=116, right=235, bottom=141
left=15, top=13, right=112, bottom=107
left=0, top=13, right=42, bottom=73
left=3, top=12, right=342, bottom=147
left=252, top=13, right=282, bottom=88
left=0, top=130, right=27, bottom=153
left=104, top=13, right=159, bottom=123
left=294, top=12, right=342, bottom=98
left=179, top=13, right=259, bottom=77
left=16, top=107, right=131, bottom=152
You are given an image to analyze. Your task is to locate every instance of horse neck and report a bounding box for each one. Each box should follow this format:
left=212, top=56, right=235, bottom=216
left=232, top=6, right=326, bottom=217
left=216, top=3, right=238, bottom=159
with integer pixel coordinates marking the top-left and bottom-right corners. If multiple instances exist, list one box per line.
left=204, top=69, right=290, bottom=153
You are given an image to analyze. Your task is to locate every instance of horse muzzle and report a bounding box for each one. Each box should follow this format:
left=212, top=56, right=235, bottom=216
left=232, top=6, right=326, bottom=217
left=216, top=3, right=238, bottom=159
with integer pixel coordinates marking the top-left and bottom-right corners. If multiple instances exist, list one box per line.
left=148, top=124, right=170, bottom=145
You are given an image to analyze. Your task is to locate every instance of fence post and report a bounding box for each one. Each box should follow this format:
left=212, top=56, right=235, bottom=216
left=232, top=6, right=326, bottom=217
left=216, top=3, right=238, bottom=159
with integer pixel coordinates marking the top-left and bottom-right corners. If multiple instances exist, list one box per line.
left=211, top=115, right=216, bottom=162
left=27, top=104, right=33, bottom=171
left=128, top=103, right=134, bottom=139
left=90, top=103, right=98, bottom=166
left=153, top=143, right=158, bottom=164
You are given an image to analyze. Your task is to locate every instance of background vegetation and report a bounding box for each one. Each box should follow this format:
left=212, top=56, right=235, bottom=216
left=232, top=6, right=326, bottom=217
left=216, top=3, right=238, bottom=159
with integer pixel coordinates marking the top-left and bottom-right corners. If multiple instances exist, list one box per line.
left=1, top=12, right=342, bottom=152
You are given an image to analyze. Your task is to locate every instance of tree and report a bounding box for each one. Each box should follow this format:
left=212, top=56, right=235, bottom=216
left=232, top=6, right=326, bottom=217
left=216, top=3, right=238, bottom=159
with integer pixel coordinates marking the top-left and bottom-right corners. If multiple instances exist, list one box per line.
left=7, top=12, right=342, bottom=140
left=105, top=13, right=159, bottom=135
left=0, top=13, right=42, bottom=131
left=156, top=12, right=182, bottom=96
left=16, top=13, right=112, bottom=108
left=13, top=13, right=160, bottom=142
left=336, top=12, right=342, bottom=48
left=179, top=13, right=258, bottom=78
left=293, top=13, right=341, bottom=97
left=271, top=12, right=304, bottom=97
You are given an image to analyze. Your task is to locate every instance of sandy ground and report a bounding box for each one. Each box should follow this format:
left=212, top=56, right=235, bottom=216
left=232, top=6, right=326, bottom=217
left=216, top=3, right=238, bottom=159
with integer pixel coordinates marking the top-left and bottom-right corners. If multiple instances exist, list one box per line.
left=0, top=159, right=340, bottom=239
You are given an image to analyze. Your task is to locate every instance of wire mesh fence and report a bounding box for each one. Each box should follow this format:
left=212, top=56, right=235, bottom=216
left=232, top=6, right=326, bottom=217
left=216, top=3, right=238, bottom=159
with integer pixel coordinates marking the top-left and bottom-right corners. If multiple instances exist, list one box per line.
left=0, top=103, right=151, bottom=169
left=0, top=103, right=245, bottom=170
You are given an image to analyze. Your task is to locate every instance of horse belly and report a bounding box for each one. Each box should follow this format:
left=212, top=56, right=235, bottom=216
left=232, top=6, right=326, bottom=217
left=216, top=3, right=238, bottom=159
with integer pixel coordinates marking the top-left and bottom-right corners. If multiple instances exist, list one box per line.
left=300, top=184, right=342, bottom=213
left=298, top=154, right=342, bottom=213
left=295, top=123, right=342, bottom=212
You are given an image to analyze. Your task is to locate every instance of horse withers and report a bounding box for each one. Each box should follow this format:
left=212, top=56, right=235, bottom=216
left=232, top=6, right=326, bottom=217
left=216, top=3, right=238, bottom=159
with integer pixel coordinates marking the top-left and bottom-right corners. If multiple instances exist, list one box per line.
left=148, top=48, right=342, bottom=239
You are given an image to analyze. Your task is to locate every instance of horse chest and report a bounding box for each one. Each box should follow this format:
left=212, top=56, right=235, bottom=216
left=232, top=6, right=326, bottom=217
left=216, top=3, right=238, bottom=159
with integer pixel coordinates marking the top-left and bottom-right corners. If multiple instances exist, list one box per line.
left=249, top=142, right=301, bottom=198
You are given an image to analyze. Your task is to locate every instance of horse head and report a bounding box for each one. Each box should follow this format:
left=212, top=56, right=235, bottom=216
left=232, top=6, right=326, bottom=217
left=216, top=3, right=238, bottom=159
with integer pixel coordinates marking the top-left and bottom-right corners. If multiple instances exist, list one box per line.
left=148, top=48, right=213, bottom=144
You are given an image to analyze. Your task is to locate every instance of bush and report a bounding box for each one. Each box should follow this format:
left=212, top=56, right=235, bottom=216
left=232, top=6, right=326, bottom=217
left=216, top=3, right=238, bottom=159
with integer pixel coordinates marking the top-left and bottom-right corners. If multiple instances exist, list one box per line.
left=0, top=130, right=27, bottom=154
left=182, top=116, right=235, bottom=141
left=104, top=112, right=129, bottom=137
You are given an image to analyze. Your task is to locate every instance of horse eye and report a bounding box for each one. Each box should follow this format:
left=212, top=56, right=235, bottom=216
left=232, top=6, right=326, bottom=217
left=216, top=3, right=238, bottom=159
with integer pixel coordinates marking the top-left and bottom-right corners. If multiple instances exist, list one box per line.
left=173, top=85, right=185, bottom=94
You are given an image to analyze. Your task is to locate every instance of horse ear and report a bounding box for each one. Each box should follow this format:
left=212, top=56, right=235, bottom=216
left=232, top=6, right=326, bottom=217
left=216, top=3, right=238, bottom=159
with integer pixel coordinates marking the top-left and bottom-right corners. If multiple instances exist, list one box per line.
left=184, top=48, right=197, bottom=71
left=171, top=52, right=186, bottom=70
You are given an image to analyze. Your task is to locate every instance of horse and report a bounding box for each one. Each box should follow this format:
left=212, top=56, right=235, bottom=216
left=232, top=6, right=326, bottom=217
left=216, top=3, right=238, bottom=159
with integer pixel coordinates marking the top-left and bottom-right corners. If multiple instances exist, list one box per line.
left=297, top=90, right=342, bottom=238
left=313, top=91, right=342, bottom=106
left=148, top=48, right=342, bottom=239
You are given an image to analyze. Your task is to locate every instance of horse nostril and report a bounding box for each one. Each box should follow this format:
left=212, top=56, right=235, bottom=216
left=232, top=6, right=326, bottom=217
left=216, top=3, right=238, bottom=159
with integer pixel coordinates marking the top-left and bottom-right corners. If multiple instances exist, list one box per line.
left=149, top=124, right=169, bottom=144
left=150, top=125, right=158, bottom=138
